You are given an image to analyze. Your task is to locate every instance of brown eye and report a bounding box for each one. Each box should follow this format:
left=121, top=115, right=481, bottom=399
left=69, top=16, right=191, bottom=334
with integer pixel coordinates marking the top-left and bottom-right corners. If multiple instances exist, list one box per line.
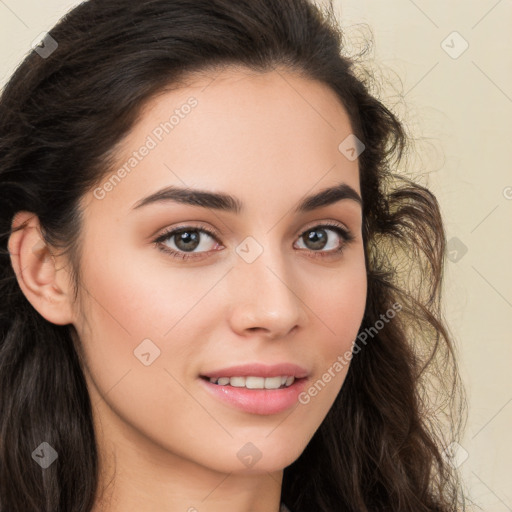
left=153, top=225, right=220, bottom=260
left=295, top=224, right=353, bottom=255
left=171, top=229, right=202, bottom=252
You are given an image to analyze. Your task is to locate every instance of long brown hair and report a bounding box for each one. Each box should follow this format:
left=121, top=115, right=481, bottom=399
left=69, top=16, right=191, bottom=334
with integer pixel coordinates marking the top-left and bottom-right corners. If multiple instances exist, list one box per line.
left=0, top=0, right=468, bottom=510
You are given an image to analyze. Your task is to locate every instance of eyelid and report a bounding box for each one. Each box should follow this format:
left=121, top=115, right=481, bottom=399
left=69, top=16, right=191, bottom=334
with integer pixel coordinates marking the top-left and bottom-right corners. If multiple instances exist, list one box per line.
left=297, top=219, right=350, bottom=237
left=153, top=222, right=220, bottom=245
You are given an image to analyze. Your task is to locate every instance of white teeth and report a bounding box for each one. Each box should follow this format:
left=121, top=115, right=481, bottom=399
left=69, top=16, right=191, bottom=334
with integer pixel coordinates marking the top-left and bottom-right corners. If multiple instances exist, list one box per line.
left=207, top=376, right=296, bottom=389
left=229, top=376, right=246, bottom=388
left=261, top=376, right=283, bottom=389
left=245, top=376, right=265, bottom=389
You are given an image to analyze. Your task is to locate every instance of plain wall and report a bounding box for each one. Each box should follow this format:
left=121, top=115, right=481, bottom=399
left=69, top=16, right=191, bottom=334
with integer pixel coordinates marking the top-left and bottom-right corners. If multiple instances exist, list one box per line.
left=1, top=0, right=511, bottom=509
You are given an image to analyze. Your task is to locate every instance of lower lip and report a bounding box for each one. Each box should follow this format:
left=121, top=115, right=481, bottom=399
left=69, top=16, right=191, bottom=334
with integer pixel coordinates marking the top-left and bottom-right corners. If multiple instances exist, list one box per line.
left=199, top=376, right=309, bottom=415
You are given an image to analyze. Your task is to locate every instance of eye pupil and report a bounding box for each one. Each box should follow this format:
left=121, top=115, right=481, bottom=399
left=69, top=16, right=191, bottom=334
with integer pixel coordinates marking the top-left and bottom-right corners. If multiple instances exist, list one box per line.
left=304, top=228, right=328, bottom=250
left=175, top=229, right=200, bottom=251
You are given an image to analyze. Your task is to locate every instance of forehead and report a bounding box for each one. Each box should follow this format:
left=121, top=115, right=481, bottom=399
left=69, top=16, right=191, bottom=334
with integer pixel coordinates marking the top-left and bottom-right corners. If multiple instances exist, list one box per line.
left=84, top=66, right=361, bottom=217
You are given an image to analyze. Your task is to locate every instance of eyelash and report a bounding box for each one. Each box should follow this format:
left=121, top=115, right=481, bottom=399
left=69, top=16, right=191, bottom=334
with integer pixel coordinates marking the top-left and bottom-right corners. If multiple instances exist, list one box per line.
left=153, top=221, right=355, bottom=261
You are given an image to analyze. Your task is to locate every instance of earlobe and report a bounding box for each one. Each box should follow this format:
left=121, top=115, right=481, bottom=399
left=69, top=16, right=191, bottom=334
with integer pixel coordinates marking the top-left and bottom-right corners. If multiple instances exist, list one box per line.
left=8, top=211, right=75, bottom=326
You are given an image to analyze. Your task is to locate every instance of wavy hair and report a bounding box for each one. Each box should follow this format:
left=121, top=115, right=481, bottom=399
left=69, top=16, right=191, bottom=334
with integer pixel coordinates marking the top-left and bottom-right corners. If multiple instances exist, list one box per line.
left=0, top=0, right=468, bottom=510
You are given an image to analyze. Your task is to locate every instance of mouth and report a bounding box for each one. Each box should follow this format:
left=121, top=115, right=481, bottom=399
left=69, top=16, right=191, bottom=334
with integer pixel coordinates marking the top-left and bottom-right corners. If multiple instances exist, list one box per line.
left=198, top=374, right=310, bottom=415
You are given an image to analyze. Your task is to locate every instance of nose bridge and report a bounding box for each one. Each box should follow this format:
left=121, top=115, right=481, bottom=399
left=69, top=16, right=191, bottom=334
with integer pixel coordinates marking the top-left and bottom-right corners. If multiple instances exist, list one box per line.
left=228, top=234, right=305, bottom=336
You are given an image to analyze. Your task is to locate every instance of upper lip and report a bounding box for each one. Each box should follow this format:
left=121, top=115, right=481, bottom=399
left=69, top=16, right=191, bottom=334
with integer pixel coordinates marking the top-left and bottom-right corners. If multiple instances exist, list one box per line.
left=200, top=363, right=309, bottom=379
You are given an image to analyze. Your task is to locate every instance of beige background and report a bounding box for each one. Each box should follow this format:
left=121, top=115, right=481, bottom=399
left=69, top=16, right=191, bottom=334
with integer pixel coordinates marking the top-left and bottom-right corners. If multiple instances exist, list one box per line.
left=1, top=0, right=511, bottom=509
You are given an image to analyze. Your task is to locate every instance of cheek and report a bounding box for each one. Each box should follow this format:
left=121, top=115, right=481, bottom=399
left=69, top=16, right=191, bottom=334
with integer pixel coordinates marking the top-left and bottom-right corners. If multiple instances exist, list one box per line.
left=78, top=245, right=211, bottom=340
left=299, top=254, right=367, bottom=406
left=73, top=245, right=227, bottom=403
left=73, top=254, right=223, bottom=463
left=312, top=250, right=367, bottom=347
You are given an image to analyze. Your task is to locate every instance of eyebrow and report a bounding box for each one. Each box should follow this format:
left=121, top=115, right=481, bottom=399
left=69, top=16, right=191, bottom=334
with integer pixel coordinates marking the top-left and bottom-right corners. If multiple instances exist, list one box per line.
left=131, top=182, right=362, bottom=214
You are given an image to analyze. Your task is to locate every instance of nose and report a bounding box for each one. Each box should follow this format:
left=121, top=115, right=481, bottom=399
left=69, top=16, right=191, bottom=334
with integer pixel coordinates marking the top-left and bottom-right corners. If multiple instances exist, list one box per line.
left=227, top=245, right=307, bottom=340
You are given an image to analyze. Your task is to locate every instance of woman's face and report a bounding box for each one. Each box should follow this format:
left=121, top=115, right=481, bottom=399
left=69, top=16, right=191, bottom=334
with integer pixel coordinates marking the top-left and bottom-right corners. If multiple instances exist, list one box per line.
left=72, top=67, right=367, bottom=475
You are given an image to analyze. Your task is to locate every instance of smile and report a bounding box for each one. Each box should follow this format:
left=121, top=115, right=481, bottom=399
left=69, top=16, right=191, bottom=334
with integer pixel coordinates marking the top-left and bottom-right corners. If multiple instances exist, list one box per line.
left=199, top=375, right=309, bottom=415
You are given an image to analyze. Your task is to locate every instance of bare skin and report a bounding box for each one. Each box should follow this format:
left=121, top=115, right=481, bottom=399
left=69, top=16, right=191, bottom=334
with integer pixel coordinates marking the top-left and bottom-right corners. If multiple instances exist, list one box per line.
left=9, top=66, right=367, bottom=512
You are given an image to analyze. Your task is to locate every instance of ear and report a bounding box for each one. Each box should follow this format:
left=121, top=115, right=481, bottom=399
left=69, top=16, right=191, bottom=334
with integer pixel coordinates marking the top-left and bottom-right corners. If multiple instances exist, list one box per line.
left=8, top=211, right=76, bottom=325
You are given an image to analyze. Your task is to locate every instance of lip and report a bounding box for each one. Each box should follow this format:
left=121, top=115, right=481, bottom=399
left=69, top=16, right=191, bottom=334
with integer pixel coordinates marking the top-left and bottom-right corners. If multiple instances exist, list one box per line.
left=200, top=362, right=309, bottom=380
left=199, top=375, right=309, bottom=415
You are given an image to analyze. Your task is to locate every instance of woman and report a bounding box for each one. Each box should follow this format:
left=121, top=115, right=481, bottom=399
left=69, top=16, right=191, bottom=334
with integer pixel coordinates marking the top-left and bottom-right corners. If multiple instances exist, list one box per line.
left=0, top=0, right=468, bottom=510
